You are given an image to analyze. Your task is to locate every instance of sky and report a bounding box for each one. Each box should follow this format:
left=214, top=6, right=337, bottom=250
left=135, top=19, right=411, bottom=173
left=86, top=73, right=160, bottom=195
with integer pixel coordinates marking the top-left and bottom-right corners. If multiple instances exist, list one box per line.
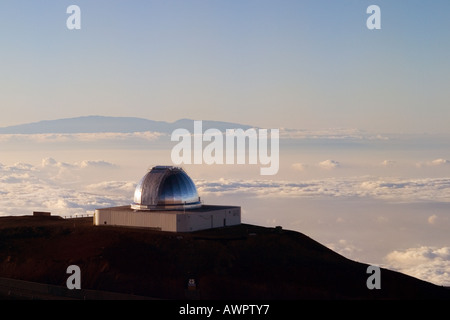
left=0, top=1, right=449, bottom=288
left=0, top=1, right=450, bottom=133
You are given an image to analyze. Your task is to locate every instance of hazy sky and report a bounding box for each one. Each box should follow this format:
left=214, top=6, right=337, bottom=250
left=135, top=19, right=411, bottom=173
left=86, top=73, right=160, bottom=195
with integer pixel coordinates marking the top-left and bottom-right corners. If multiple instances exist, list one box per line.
left=1, top=1, right=450, bottom=133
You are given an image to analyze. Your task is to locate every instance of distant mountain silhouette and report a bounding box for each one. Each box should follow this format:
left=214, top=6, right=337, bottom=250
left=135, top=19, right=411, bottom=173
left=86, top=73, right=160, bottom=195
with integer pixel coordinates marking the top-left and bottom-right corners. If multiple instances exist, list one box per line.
left=0, top=116, right=254, bottom=134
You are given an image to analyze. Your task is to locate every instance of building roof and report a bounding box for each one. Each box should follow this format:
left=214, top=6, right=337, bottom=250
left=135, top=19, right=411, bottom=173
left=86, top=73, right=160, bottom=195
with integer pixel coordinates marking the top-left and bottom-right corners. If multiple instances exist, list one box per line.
left=131, top=166, right=201, bottom=211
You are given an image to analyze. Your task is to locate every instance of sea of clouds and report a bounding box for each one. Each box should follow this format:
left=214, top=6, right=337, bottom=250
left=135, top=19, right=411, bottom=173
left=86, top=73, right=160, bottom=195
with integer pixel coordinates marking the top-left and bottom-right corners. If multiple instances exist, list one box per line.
left=0, top=158, right=134, bottom=217
left=196, top=175, right=450, bottom=202
left=385, top=246, right=450, bottom=287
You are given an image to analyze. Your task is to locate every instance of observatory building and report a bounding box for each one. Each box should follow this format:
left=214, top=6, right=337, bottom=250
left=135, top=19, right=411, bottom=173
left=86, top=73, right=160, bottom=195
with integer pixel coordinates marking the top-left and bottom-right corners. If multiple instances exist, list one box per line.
left=94, top=166, right=241, bottom=232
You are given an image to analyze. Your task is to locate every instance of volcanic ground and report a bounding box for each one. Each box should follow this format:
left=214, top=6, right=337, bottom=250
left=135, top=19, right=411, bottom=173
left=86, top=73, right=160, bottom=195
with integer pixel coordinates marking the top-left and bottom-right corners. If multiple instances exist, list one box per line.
left=0, top=215, right=449, bottom=300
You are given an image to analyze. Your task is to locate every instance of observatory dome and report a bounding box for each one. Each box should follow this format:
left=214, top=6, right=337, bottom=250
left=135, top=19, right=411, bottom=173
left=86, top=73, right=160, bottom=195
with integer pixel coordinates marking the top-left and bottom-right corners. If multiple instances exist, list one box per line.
left=131, top=166, right=201, bottom=211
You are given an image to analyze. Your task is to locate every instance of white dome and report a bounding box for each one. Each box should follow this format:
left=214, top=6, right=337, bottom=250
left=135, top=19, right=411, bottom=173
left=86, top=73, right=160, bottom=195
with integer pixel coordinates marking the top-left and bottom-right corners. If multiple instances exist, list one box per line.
left=131, top=166, right=201, bottom=211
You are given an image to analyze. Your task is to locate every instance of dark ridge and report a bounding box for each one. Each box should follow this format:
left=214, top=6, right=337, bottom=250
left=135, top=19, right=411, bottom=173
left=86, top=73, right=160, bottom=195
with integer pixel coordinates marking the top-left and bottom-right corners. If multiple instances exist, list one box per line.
left=0, top=216, right=448, bottom=300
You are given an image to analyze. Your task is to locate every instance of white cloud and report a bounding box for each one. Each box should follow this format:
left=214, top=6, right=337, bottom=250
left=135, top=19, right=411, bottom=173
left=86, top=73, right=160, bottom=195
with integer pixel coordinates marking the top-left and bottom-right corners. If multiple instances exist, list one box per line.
left=41, top=158, right=116, bottom=171
left=416, top=158, right=450, bottom=168
left=42, top=157, right=57, bottom=167
left=318, top=159, right=340, bottom=170
left=385, top=246, right=450, bottom=286
left=381, top=160, right=396, bottom=167
left=279, top=128, right=389, bottom=141
left=291, top=163, right=306, bottom=171
left=0, top=180, right=129, bottom=217
left=0, top=158, right=128, bottom=217
left=71, top=131, right=164, bottom=142
left=431, top=158, right=450, bottom=166
left=326, top=239, right=362, bottom=260
left=78, top=160, right=116, bottom=169
left=0, top=173, right=31, bottom=184
left=0, top=132, right=164, bottom=143
left=85, top=181, right=136, bottom=195
left=195, top=176, right=450, bottom=203
left=358, top=178, right=450, bottom=202
left=42, top=157, right=74, bottom=169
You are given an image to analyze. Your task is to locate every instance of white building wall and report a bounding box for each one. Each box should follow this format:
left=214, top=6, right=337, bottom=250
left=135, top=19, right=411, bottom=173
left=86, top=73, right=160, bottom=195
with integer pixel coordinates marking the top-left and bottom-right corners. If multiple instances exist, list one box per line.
left=226, top=207, right=241, bottom=226
left=176, top=207, right=241, bottom=232
left=94, top=206, right=241, bottom=233
left=94, top=207, right=178, bottom=232
left=94, top=208, right=111, bottom=226
left=176, top=213, right=212, bottom=232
